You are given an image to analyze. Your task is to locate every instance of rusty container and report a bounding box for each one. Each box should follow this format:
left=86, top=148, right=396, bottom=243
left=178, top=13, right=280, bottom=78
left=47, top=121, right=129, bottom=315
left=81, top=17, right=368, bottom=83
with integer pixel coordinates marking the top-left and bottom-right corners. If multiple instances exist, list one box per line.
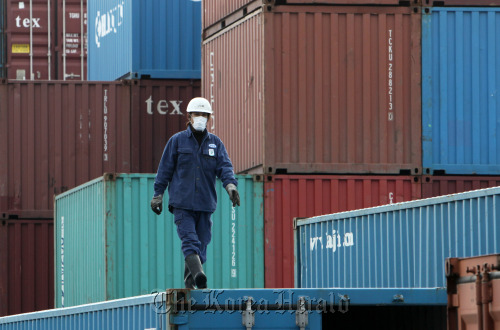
left=0, top=219, right=54, bottom=317
left=264, top=174, right=421, bottom=288
left=422, top=176, right=500, bottom=199
left=0, top=79, right=200, bottom=218
left=5, top=0, right=87, bottom=80
left=202, top=5, right=422, bottom=175
left=446, top=254, right=500, bottom=330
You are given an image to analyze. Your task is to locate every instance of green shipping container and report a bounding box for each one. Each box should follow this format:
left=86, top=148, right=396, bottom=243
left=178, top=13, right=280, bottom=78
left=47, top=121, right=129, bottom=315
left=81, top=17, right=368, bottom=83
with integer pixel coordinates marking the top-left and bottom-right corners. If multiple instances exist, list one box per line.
left=54, top=174, right=264, bottom=308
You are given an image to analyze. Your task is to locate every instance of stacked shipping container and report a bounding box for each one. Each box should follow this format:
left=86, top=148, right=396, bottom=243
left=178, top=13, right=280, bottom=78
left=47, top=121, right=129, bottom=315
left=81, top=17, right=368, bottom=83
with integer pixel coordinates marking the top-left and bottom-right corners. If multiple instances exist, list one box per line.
left=0, top=0, right=206, bottom=318
left=87, top=0, right=201, bottom=80
left=3, top=0, right=87, bottom=80
left=202, top=0, right=500, bottom=295
left=0, top=79, right=200, bottom=315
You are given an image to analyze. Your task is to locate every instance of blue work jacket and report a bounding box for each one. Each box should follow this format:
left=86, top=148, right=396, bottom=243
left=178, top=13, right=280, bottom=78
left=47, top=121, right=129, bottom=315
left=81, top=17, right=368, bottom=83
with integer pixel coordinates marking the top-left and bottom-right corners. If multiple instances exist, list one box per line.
left=154, top=127, right=237, bottom=213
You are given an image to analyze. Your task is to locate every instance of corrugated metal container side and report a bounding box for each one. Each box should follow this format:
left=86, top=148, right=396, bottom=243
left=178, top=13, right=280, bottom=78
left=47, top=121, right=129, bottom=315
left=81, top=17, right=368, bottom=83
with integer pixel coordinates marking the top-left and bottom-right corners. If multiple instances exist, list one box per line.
left=422, top=0, right=500, bottom=6
left=0, top=289, right=446, bottom=329
left=5, top=0, right=87, bottom=80
left=54, top=174, right=264, bottom=308
left=203, top=5, right=422, bottom=175
left=295, top=186, right=500, bottom=289
left=88, top=0, right=201, bottom=80
left=129, top=79, right=201, bottom=173
left=264, top=174, right=421, bottom=288
left=0, top=219, right=54, bottom=317
left=203, top=10, right=264, bottom=174
left=422, top=175, right=500, bottom=198
left=422, top=7, right=500, bottom=175
left=0, top=1, right=5, bottom=78
left=0, top=80, right=200, bottom=218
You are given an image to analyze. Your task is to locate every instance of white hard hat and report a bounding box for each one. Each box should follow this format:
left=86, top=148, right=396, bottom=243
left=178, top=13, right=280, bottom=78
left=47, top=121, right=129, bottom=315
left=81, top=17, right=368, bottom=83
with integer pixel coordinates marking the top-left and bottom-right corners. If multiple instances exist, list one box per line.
left=186, top=97, right=213, bottom=114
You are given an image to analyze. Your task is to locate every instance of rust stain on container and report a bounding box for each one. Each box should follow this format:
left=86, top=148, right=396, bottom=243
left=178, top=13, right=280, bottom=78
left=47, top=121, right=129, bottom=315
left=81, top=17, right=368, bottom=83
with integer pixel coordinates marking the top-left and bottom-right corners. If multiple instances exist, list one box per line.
left=264, top=174, right=421, bottom=288
left=203, top=5, right=422, bottom=174
left=0, top=219, right=54, bottom=317
left=422, top=176, right=500, bottom=199
left=0, top=80, right=200, bottom=216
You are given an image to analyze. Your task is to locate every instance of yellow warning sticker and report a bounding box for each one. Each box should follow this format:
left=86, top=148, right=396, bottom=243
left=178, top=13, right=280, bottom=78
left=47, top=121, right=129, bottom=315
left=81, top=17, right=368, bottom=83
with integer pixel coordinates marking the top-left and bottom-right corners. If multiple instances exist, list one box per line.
left=12, top=44, right=30, bottom=54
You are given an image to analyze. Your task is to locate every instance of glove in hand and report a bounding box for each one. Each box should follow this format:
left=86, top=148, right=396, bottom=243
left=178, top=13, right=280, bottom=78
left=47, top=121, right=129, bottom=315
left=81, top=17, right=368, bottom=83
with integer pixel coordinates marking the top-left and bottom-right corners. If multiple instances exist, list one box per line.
left=151, top=194, right=163, bottom=215
left=225, top=184, right=240, bottom=207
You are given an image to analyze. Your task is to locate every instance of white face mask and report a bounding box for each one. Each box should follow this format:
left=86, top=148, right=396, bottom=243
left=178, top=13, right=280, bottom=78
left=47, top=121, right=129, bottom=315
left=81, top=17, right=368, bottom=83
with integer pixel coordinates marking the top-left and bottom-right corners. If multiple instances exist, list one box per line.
left=192, top=116, right=207, bottom=131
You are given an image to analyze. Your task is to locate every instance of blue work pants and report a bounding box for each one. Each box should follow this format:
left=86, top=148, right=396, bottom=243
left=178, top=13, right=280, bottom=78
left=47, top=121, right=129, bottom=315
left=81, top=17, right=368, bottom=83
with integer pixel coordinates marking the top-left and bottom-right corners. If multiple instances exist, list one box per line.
left=173, top=208, right=212, bottom=264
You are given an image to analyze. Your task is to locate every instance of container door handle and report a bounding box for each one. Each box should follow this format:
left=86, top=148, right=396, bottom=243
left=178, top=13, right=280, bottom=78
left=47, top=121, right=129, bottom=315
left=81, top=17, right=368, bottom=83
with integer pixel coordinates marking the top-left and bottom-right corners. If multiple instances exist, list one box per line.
left=242, top=297, right=255, bottom=330
left=296, top=296, right=308, bottom=330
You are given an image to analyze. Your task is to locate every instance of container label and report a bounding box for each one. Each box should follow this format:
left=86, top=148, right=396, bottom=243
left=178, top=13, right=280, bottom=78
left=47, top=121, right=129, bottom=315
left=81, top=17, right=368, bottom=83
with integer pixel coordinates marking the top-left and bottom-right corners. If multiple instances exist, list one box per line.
left=231, top=206, right=237, bottom=278
left=387, top=29, right=394, bottom=121
left=60, top=216, right=65, bottom=308
left=209, top=52, right=215, bottom=130
left=145, top=96, right=183, bottom=115
left=94, top=1, right=125, bottom=48
left=103, top=89, right=108, bottom=162
left=310, top=230, right=354, bottom=252
left=12, top=44, right=29, bottom=54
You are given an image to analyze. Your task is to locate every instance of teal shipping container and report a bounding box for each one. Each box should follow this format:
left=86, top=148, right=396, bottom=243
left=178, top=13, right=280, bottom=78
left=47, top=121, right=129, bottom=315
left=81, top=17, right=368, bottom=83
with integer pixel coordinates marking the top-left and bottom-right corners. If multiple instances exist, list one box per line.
left=54, top=174, right=264, bottom=308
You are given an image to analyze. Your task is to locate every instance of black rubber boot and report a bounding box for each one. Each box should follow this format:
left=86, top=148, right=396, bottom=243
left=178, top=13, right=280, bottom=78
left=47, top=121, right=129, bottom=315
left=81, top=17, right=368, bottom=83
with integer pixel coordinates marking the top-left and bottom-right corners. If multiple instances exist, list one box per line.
left=185, top=253, right=207, bottom=289
left=184, top=263, right=196, bottom=289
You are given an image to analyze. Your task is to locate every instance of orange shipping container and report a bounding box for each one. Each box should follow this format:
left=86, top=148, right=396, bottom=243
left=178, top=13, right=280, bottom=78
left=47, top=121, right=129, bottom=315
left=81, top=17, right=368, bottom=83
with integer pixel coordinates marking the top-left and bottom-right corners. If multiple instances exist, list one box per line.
left=446, top=255, right=500, bottom=330
left=202, top=5, right=422, bottom=175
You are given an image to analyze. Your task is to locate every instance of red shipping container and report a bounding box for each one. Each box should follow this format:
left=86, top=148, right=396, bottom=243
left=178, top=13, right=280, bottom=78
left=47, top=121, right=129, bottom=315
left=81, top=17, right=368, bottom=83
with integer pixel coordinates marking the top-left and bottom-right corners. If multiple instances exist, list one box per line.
left=264, top=174, right=421, bottom=288
left=5, top=0, right=87, bottom=80
left=422, top=176, right=500, bottom=199
left=0, top=219, right=54, bottom=317
left=202, top=5, right=422, bottom=175
left=202, top=0, right=419, bottom=35
left=0, top=79, right=200, bottom=217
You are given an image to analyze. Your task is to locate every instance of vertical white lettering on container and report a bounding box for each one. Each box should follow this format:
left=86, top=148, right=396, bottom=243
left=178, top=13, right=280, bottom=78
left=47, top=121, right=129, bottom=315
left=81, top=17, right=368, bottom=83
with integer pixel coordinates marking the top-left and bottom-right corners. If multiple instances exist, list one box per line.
left=388, top=29, right=394, bottom=121
left=231, top=206, right=237, bottom=278
left=103, top=89, right=108, bottom=161
left=209, top=52, right=215, bottom=130
left=60, top=216, right=65, bottom=308
left=389, top=192, right=394, bottom=204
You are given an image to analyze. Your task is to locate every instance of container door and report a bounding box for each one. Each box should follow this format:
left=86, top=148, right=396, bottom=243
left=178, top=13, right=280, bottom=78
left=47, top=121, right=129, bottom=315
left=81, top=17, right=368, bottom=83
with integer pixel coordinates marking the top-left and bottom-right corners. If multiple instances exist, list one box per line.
left=6, top=0, right=56, bottom=80
left=57, top=0, right=87, bottom=80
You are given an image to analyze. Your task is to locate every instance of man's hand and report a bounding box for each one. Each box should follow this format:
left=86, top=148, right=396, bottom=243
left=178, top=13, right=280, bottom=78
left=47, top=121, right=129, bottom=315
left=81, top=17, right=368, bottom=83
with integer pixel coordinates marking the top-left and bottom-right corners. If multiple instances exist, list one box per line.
left=225, top=184, right=240, bottom=207
left=151, top=195, right=163, bottom=215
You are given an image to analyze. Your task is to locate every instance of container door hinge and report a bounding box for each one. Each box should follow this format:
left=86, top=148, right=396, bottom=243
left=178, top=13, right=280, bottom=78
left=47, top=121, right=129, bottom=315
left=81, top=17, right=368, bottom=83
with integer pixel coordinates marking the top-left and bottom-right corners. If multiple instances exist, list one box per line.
left=296, top=296, right=308, bottom=330
left=242, top=297, right=255, bottom=330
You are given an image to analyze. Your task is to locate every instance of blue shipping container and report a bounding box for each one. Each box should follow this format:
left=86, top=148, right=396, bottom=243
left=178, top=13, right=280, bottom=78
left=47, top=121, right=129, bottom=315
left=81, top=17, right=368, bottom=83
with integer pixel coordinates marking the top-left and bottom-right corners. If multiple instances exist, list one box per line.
left=0, top=288, right=446, bottom=329
left=295, top=186, right=500, bottom=290
left=422, top=7, right=500, bottom=175
left=88, top=0, right=201, bottom=80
